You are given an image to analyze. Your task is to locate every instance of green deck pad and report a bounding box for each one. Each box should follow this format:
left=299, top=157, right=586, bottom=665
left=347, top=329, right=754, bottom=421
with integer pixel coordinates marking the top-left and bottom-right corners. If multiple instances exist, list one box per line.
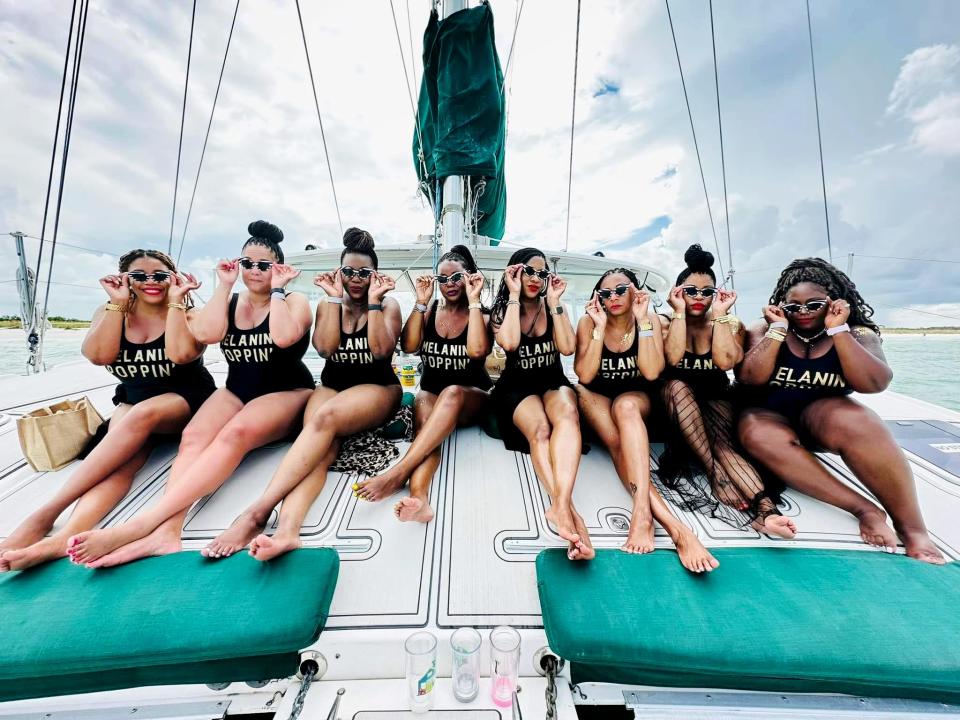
left=0, top=548, right=339, bottom=701
left=537, top=547, right=960, bottom=703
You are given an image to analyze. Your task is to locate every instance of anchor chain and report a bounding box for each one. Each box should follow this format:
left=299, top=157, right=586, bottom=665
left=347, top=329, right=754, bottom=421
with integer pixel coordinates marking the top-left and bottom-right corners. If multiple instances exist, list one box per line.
left=287, top=666, right=316, bottom=720
left=543, top=655, right=558, bottom=720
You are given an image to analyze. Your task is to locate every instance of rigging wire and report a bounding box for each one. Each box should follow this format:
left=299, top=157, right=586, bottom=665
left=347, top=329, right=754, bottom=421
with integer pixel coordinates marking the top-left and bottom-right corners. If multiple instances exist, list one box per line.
left=663, top=0, right=725, bottom=284
left=30, top=0, right=78, bottom=315
left=563, top=0, right=581, bottom=253
left=708, top=0, right=734, bottom=290
left=168, top=0, right=197, bottom=255
left=295, top=0, right=344, bottom=237
left=11, top=232, right=118, bottom=258
left=806, top=0, right=833, bottom=264
left=849, top=253, right=960, bottom=265
left=405, top=0, right=419, bottom=98
left=501, top=0, right=525, bottom=94
left=40, top=0, right=89, bottom=341
left=175, top=0, right=240, bottom=265
left=503, top=0, right=522, bottom=140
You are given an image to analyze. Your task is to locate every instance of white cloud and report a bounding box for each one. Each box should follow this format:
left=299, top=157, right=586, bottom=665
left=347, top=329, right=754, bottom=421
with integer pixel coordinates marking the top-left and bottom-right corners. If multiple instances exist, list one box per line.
left=887, top=44, right=960, bottom=156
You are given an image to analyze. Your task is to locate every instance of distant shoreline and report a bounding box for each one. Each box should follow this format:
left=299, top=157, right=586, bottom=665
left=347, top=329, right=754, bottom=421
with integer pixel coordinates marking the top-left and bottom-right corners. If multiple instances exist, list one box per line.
left=0, top=321, right=90, bottom=330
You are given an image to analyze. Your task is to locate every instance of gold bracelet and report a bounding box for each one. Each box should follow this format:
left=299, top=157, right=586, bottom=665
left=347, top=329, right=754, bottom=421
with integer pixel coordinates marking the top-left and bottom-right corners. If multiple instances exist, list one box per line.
left=104, top=303, right=128, bottom=314
left=765, top=329, right=786, bottom=342
left=639, top=322, right=653, bottom=332
left=671, top=312, right=685, bottom=320
left=468, top=302, right=482, bottom=310
left=167, top=302, right=188, bottom=311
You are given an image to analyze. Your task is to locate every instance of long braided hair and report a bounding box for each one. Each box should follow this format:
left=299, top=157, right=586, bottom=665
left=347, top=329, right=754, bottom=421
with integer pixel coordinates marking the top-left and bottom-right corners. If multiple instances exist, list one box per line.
left=490, top=247, right=549, bottom=326
left=770, top=257, right=880, bottom=335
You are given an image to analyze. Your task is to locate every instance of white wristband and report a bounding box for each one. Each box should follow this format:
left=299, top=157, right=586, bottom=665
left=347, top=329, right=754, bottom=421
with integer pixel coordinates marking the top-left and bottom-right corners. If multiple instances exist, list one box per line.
left=414, top=303, right=427, bottom=313
left=638, top=329, right=654, bottom=338
left=826, top=323, right=850, bottom=337
left=326, top=296, right=343, bottom=304
left=770, top=320, right=788, bottom=331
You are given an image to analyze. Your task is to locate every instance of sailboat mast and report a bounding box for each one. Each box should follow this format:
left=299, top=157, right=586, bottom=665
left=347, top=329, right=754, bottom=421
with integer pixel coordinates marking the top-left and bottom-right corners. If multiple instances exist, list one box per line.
left=10, top=232, right=43, bottom=373
left=439, top=0, right=468, bottom=253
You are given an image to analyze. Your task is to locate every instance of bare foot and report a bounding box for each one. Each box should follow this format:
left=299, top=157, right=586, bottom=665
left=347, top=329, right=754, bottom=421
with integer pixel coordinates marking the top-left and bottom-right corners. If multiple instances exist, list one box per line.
left=900, top=529, right=946, bottom=565
left=202, top=511, right=266, bottom=559
left=855, top=507, right=898, bottom=552
left=354, top=467, right=407, bottom=502
left=710, top=475, right=748, bottom=510
left=85, top=527, right=182, bottom=568
left=0, top=509, right=59, bottom=554
left=622, top=516, right=655, bottom=554
left=1, top=536, right=69, bottom=572
left=753, top=514, right=798, bottom=539
left=672, top=527, right=719, bottom=573
left=249, top=533, right=301, bottom=562
left=545, top=503, right=587, bottom=560
left=67, top=525, right=139, bottom=567
left=394, top=497, right=435, bottom=524
left=569, top=508, right=596, bottom=561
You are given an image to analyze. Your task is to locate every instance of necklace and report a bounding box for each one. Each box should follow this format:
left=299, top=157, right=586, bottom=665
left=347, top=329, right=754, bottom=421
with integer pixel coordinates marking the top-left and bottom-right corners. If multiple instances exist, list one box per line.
left=791, top=327, right=826, bottom=358
left=437, top=305, right=466, bottom=338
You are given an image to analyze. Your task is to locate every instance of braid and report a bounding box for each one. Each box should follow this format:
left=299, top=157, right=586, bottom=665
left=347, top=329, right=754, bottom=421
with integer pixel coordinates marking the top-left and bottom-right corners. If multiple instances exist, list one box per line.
left=592, top=266, right=642, bottom=295
left=491, top=247, right=548, bottom=325
left=118, top=249, right=176, bottom=273
left=770, top=257, right=880, bottom=334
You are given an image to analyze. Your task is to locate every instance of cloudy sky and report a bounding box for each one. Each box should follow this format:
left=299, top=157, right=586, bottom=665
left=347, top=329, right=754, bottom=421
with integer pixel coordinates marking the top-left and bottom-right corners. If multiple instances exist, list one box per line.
left=1, top=0, right=958, bottom=326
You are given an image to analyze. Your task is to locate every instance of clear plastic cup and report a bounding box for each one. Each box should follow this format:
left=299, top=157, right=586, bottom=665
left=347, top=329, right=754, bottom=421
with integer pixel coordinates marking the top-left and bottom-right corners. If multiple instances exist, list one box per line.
left=490, top=625, right=521, bottom=708
left=405, top=631, right=437, bottom=713
left=450, top=626, right=482, bottom=702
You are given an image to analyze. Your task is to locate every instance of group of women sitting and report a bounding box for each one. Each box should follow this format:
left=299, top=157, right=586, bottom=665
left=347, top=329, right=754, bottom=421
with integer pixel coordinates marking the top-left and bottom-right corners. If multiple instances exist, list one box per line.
left=0, top=222, right=944, bottom=574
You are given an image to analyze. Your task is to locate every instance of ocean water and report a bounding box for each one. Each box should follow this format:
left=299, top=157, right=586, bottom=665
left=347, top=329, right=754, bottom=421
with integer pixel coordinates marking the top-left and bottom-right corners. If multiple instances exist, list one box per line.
left=0, top=329, right=958, bottom=412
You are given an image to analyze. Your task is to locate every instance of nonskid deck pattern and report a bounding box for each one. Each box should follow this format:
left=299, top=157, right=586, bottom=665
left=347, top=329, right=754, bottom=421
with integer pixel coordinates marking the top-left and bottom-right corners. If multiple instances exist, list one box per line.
left=2, top=358, right=959, bottom=632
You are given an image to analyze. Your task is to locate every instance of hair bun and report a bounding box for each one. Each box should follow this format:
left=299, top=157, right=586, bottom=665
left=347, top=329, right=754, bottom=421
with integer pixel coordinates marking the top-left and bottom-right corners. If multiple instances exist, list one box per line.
left=343, top=227, right=375, bottom=253
left=447, top=244, right=479, bottom=272
left=248, top=220, right=284, bottom=244
left=684, top=243, right=714, bottom=273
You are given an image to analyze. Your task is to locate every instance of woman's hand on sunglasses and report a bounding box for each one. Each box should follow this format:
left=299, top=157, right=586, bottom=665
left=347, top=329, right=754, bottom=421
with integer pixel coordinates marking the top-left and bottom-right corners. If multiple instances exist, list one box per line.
left=762, top=304, right=787, bottom=325
left=713, top=289, right=737, bottom=315
left=414, top=274, right=435, bottom=305
left=368, top=272, right=396, bottom=302
left=631, top=287, right=651, bottom=320
left=99, top=273, right=131, bottom=303
left=667, top=286, right=686, bottom=312
left=585, top=292, right=607, bottom=329
left=824, top=297, right=851, bottom=329
left=503, top=264, right=524, bottom=296
left=215, top=259, right=239, bottom=286
left=546, top=274, right=567, bottom=303
left=313, top=270, right=343, bottom=298
left=270, top=263, right=300, bottom=290
left=168, top=272, right=201, bottom=302
left=465, top=272, right=485, bottom=302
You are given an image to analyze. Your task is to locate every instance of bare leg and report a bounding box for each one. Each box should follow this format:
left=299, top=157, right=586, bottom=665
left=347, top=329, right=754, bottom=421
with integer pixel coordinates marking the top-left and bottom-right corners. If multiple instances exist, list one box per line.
left=0, top=395, right=190, bottom=555
left=249, top=441, right=341, bottom=562
left=703, top=400, right=796, bottom=539
left=739, top=408, right=897, bottom=551
left=512, top=394, right=586, bottom=560
left=0, top=449, right=148, bottom=572
left=68, top=389, right=313, bottom=566
left=802, top=397, right=944, bottom=564
left=368, top=385, right=487, bottom=500
left=661, top=380, right=747, bottom=509
left=545, top=387, right=593, bottom=560
left=89, top=389, right=246, bottom=567
left=577, top=386, right=654, bottom=553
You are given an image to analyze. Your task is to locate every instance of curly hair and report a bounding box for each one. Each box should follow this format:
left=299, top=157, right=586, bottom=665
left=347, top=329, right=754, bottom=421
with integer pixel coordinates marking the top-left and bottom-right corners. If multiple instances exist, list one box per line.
left=770, top=257, right=880, bottom=334
left=118, top=249, right=176, bottom=273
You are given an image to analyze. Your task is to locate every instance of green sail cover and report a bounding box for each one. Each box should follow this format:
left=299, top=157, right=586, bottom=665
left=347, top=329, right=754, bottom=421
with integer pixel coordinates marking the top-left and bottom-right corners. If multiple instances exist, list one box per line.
left=414, top=4, right=506, bottom=243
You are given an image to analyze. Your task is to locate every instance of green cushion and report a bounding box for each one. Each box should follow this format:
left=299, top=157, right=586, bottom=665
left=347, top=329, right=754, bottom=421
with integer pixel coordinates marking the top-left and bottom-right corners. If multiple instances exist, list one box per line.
left=537, top=547, right=960, bottom=703
left=0, top=548, right=339, bottom=701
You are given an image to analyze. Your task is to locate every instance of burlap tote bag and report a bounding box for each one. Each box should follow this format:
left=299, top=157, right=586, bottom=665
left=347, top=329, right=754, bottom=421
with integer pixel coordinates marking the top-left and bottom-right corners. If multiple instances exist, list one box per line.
left=17, top=397, right=104, bottom=472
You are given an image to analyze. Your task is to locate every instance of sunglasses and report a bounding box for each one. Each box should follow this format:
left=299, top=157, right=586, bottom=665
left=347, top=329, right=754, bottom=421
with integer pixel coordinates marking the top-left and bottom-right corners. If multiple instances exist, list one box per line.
left=238, top=257, right=274, bottom=272
left=341, top=266, right=374, bottom=280
left=435, top=272, right=465, bottom=285
left=127, top=270, right=172, bottom=283
left=781, top=300, right=829, bottom=314
left=597, top=284, right=630, bottom=301
left=521, top=265, right=550, bottom=281
left=681, top=286, right=716, bottom=298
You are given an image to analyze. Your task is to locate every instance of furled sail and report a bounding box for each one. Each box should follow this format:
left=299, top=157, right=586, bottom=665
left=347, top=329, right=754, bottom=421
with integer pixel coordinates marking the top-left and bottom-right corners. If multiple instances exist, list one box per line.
left=414, top=3, right=506, bottom=243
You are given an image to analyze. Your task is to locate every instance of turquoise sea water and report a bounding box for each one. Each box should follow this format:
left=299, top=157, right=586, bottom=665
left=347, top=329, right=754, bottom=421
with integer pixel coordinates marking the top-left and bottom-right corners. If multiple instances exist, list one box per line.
left=1, top=330, right=958, bottom=412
